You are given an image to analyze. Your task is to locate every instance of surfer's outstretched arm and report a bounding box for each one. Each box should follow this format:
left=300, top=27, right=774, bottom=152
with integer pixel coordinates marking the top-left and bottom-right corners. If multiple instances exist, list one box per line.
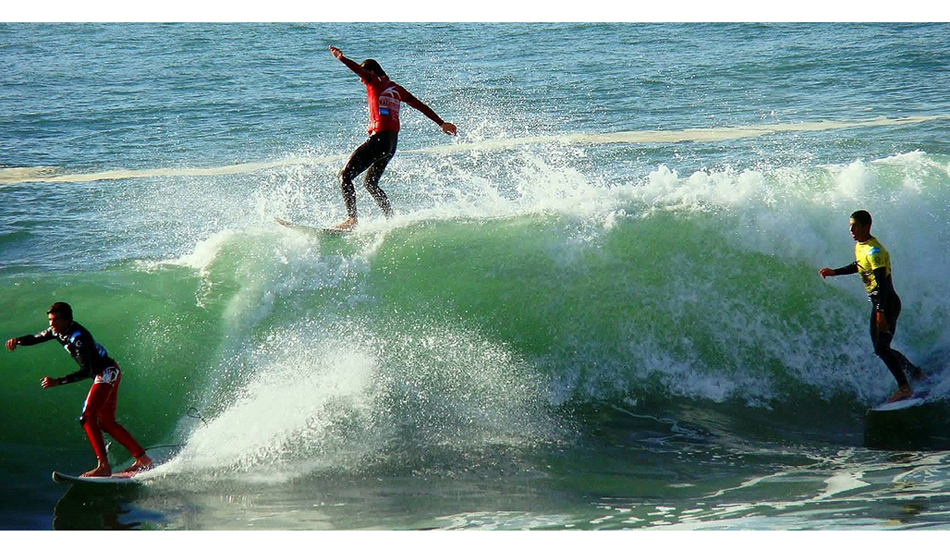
left=819, top=262, right=858, bottom=279
left=399, top=88, right=457, bottom=135
left=329, top=45, right=375, bottom=82
left=40, top=376, right=64, bottom=389
left=7, top=328, right=55, bottom=351
left=6, top=332, right=66, bottom=388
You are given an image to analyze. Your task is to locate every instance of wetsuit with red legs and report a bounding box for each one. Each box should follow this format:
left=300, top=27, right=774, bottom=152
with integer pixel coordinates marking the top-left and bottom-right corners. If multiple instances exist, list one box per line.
left=14, top=322, right=146, bottom=463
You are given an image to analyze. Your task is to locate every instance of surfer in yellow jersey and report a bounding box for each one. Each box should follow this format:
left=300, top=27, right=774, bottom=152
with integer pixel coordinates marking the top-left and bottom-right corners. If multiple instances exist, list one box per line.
left=819, top=210, right=925, bottom=403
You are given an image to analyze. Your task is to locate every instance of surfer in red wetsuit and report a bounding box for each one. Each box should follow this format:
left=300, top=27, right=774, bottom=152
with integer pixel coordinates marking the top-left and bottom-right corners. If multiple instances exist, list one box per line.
left=329, top=45, right=457, bottom=230
left=6, top=302, right=152, bottom=477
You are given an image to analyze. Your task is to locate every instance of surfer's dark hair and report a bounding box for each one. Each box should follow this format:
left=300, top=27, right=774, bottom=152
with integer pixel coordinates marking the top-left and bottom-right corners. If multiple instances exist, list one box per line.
left=361, top=59, right=387, bottom=78
left=850, top=210, right=872, bottom=227
left=47, top=302, right=73, bottom=320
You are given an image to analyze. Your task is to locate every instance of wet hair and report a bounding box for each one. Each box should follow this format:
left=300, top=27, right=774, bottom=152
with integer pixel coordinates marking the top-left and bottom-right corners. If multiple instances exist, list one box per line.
left=47, top=301, right=73, bottom=320
left=850, top=210, right=872, bottom=227
left=360, top=59, right=387, bottom=79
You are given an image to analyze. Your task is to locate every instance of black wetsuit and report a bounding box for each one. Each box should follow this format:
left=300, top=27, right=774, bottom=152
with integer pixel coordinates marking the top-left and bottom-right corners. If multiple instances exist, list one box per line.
left=340, top=131, right=398, bottom=220
left=833, top=238, right=923, bottom=386
left=16, top=321, right=116, bottom=384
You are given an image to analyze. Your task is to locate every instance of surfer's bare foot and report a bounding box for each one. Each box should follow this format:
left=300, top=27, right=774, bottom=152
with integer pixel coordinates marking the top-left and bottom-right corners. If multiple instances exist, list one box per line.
left=81, top=463, right=112, bottom=477
left=886, top=385, right=913, bottom=403
left=333, top=217, right=357, bottom=231
left=121, top=455, right=153, bottom=474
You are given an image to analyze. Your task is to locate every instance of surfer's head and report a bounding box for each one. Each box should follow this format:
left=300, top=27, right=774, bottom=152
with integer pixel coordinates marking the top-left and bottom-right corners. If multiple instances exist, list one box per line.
left=360, top=59, right=387, bottom=79
left=849, top=210, right=873, bottom=242
left=47, top=302, right=73, bottom=334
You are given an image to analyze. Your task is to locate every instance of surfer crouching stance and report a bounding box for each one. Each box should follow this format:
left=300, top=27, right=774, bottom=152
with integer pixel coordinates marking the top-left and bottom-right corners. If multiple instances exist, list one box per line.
left=329, top=45, right=457, bottom=231
left=819, top=210, right=925, bottom=403
left=6, top=302, right=152, bottom=477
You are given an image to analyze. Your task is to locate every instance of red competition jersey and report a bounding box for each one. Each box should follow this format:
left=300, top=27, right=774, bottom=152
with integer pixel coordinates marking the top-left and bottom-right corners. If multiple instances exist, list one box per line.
left=339, top=56, right=444, bottom=134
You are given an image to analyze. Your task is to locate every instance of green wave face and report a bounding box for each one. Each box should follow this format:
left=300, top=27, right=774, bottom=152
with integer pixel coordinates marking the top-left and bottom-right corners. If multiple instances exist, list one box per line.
left=4, top=151, right=950, bottom=478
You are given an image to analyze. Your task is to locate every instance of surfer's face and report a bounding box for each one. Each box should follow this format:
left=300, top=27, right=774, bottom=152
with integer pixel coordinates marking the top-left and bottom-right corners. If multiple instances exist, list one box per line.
left=48, top=313, right=70, bottom=335
left=849, top=218, right=871, bottom=242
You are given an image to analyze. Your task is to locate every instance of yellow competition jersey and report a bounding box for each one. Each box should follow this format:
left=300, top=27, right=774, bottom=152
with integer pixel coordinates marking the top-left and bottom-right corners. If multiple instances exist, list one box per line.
left=854, top=237, right=891, bottom=294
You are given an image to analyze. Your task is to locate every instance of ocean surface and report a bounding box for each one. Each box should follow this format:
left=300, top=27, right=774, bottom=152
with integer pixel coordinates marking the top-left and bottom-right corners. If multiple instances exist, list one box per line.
left=2, top=22, right=950, bottom=531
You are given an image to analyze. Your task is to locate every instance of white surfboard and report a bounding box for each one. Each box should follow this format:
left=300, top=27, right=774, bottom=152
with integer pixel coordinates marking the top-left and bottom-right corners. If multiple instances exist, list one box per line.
left=274, top=217, right=350, bottom=235
left=869, top=378, right=934, bottom=412
left=52, top=444, right=178, bottom=486
left=870, top=396, right=928, bottom=412
left=52, top=470, right=143, bottom=486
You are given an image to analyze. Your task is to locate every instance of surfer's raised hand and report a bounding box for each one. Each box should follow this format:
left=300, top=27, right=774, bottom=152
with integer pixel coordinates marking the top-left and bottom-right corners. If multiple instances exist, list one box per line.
left=329, top=45, right=343, bottom=60
left=40, top=376, right=61, bottom=389
left=5, top=338, right=17, bottom=352
left=441, top=122, right=457, bottom=136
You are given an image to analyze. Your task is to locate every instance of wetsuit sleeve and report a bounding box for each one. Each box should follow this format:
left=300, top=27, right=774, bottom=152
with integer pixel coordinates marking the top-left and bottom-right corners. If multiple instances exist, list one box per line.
left=868, top=266, right=892, bottom=312
left=61, top=368, right=92, bottom=385
left=62, top=363, right=92, bottom=384
left=832, top=262, right=859, bottom=276
left=398, top=87, right=446, bottom=127
left=15, top=329, right=55, bottom=346
left=338, top=55, right=375, bottom=82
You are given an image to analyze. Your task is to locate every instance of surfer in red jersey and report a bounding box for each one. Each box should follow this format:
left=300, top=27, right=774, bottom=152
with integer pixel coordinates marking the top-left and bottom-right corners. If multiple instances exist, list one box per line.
left=6, top=302, right=152, bottom=477
left=329, top=45, right=457, bottom=231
